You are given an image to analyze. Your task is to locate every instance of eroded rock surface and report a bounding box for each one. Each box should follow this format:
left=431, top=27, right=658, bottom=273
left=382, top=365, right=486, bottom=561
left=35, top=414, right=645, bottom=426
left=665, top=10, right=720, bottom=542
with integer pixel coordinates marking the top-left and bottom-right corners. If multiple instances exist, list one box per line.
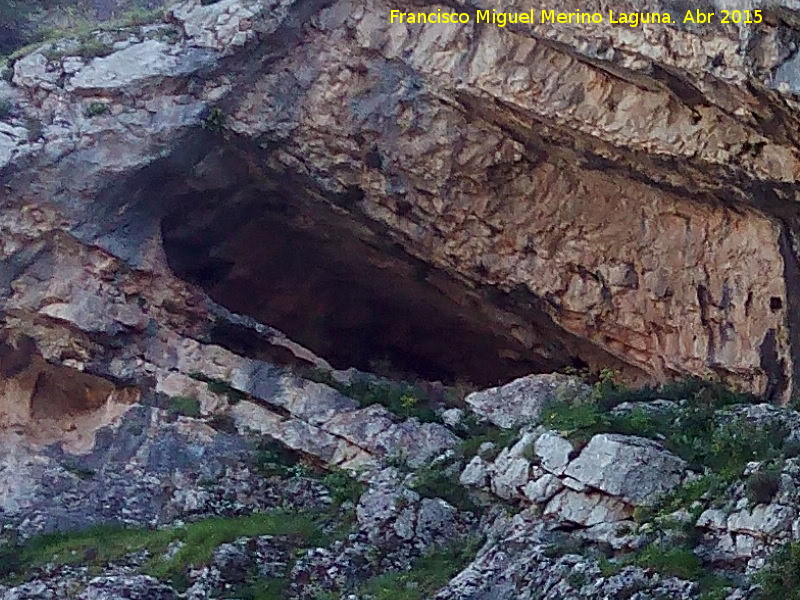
left=3, top=0, right=800, bottom=598
left=0, top=0, right=800, bottom=398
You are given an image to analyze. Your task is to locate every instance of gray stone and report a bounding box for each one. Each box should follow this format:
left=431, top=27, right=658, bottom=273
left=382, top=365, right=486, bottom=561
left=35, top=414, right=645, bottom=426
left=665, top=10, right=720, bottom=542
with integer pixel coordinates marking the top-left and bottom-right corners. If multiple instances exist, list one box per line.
left=544, top=489, right=632, bottom=526
left=563, top=434, right=686, bottom=505
left=523, top=474, right=563, bottom=504
left=460, top=456, right=489, bottom=488
left=465, top=374, right=588, bottom=428
left=78, top=576, right=178, bottom=600
left=533, top=431, right=573, bottom=475
left=490, top=450, right=530, bottom=500
left=441, top=408, right=464, bottom=429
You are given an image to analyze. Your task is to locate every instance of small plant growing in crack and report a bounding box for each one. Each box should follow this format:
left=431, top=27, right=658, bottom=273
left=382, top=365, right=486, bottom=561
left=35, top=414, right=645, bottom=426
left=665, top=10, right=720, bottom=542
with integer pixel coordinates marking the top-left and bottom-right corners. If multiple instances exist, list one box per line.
left=203, top=106, right=226, bottom=132
left=85, top=101, right=109, bottom=118
left=0, top=99, right=13, bottom=120
left=167, top=395, right=202, bottom=418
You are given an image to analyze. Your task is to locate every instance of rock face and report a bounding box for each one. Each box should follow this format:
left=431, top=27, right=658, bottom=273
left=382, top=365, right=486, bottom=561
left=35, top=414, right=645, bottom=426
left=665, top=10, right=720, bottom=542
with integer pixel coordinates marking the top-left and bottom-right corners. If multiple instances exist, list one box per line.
left=6, top=1, right=800, bottom=598
left=0, top=0, right=799, bottom=397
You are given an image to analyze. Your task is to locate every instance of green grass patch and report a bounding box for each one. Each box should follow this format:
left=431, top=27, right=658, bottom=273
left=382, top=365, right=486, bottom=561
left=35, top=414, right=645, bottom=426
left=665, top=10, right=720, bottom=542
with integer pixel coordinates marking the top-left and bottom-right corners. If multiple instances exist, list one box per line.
left=302, top=368, right=438, bottom=423
left=756, top=541, right=800, bottom=599
left=167, top=395, right=202, bottom=418
left=633, top=543, right=702, bottom=580
left=4, top=511, right=329, bottom=583
left=147, top=513, right=328, bottom=581
left=355, top=537, right=482, bottom=600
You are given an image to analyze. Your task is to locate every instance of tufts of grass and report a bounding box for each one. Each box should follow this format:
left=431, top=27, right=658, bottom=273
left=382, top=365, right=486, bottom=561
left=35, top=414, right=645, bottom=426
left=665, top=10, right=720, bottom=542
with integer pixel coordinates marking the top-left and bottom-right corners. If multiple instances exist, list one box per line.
left=633, top=543, right=702, bottom=580
left=323, top=470, right=365, bottom=506
left=458, top=424, right=519, bottom=460
left=756, top=542, right=800, bottom=600
left=0, top=98, right=13, bottom=119
left=5, top=511, right=328, bottom=584
left=167, top=395, right=202, bottom=418
left=302, top=368, right=439, bottom=423
left=355, top=537, right=482, bottom=600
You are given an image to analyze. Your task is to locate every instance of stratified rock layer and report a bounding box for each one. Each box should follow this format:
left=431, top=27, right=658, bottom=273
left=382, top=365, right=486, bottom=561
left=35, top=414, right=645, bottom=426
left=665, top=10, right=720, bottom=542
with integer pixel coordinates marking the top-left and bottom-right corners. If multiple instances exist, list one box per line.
left=3, top=0, right=800, bottom=398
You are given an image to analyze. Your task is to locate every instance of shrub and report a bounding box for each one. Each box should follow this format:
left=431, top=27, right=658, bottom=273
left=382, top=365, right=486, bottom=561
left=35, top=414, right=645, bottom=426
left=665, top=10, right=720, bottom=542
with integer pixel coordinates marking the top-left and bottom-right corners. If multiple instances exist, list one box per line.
left=203, top=106, right=225, bottom=132
left=544, top=377, right=785, bottom=479
left=411, top=462, right=478, bottom=512
left=323, top=470, right=365, bottom=506
left=84, top=101, right=108, bottom=117
left=543, top=535, right=585, bottom=558
left=657, top=473, right=730, bottom=515
left=542, top=397, right=608, bottom=433
left=168, top=396, right=201, bottom=418
left=746, top=468, right=781, bottom=505
left=207, top=412, right=237, bottom=434
left=0, top=98, right=12, bottom=119
left=634, top=544, right=702, bottom=580
left=698, top=417, right=786, bottom=478
left=459, top=425, right=519, bottom=460
left=756, top=542, right=800, bottom=599
left=75, top=38, right=113, bottom=59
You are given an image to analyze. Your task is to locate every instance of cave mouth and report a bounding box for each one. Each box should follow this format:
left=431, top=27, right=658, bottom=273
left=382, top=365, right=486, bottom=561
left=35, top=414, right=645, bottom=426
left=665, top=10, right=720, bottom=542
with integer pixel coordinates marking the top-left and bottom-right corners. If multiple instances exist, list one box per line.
left=161, top=189, right=570, bottom=387
left=147, top=135, right=596, bottom=387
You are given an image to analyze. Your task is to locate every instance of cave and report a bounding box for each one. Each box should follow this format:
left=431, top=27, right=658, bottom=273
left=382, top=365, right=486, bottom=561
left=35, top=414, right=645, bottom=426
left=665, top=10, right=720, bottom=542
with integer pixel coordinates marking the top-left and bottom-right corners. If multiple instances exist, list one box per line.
left=90, top=131, right=625, bottom=387
left=160, top=178, right=571, bottom=387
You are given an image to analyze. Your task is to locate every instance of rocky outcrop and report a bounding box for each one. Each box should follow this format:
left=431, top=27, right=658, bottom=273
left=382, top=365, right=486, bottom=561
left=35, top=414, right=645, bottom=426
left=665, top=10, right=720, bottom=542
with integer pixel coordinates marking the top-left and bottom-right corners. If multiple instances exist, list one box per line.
left=0, top=0, right=799, bottom=398
left=6, top=0, right=800, bottom=598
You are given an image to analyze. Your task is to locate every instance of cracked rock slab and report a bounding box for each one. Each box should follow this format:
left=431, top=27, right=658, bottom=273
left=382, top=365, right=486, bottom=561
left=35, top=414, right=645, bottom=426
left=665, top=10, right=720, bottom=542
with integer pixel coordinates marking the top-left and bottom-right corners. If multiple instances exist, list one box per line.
left=563, top=433, right=687, bottom=506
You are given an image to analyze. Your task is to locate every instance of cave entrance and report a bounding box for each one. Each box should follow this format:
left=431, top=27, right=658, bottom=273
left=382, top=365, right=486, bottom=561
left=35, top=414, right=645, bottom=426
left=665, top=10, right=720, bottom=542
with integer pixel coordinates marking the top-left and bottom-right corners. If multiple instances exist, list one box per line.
left=161, top=190, right=569, bottom=387
left=152, top=139, right=592, bottom=388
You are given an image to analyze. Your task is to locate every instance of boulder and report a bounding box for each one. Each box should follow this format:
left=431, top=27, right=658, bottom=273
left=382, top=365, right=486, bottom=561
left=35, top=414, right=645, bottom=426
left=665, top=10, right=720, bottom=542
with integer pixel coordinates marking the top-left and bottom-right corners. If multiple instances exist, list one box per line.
left=563, top=434, right=686, bottom=505
left=533, top=431, right=574, bottom=476
left=465, top=374, right=588, bottom=428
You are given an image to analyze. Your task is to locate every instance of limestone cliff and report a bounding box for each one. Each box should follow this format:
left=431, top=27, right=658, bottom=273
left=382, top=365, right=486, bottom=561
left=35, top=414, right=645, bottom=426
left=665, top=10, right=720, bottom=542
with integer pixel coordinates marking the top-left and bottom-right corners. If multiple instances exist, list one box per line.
left=5, top=3, right=800, bottom=598
left=2, top=0, right=800, bottom=403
